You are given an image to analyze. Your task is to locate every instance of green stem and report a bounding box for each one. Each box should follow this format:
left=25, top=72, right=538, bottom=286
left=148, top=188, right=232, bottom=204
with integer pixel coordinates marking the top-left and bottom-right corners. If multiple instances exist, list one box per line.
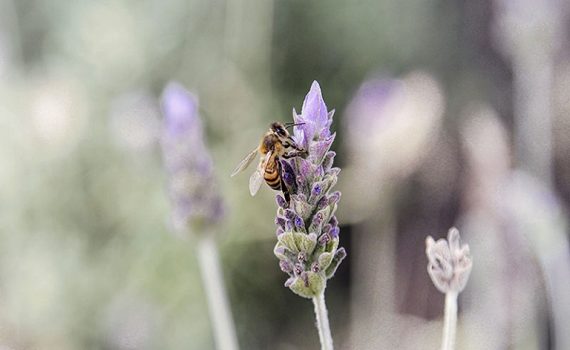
left=197, top=235, right=239, bottom=350
left=441, top=291, right=458, bottom=350
left=313, top=292, right=334, bottom=350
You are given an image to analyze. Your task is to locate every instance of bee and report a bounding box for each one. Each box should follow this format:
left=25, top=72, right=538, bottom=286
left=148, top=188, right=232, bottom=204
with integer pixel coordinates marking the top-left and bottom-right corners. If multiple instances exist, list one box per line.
left=231, top=122, right=306, bottom=203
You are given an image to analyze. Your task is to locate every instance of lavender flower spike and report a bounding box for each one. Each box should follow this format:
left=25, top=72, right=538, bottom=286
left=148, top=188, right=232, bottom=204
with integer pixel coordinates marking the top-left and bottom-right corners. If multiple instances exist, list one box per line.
left=161, top=83, right=239, bottom=350
left=161, top=82, right=224, bottom=233
left=426, top=227, right=472, bottom=350
left=274, top=81, right=346, bottom=299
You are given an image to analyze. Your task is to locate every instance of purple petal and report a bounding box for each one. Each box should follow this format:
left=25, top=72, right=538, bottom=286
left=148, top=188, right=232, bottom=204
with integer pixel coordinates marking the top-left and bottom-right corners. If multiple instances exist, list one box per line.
left=309, top=133, right=335, bottom=164
left=280, top=260, right=293, bottom=273
left=318, top=233, right=331, bottom=245
left=276, top=194, right=288, bottom=208
left=295, top=81, right=330, bottom=148
left=301, top=81, right=328, bottom=130
left=297, top=157, right=315, bottom=180
left=330, top=226, right=340, bottom=238
left=328, top=191, right=341, bottom=205
left=275, top=216, right=287, bottom=229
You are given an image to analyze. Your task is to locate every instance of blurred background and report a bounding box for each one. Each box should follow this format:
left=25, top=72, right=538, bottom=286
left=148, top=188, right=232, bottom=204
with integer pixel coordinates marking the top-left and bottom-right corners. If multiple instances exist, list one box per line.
left=0, top=0, right=569, bottom=349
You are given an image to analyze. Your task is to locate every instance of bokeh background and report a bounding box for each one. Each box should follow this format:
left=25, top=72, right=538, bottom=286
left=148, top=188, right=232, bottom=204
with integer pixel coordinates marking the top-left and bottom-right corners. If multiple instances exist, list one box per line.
left=1, top=0, right=569, bottom=349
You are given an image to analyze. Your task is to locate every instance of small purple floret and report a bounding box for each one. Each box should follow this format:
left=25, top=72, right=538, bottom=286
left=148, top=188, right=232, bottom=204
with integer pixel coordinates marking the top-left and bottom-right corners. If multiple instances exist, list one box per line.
left=294, top=216, right=304, bottom=229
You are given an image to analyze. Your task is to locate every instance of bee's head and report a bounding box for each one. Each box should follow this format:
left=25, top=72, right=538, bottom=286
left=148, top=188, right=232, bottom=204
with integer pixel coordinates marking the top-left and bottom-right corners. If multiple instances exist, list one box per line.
left=270, top=122, right=289, bottom=137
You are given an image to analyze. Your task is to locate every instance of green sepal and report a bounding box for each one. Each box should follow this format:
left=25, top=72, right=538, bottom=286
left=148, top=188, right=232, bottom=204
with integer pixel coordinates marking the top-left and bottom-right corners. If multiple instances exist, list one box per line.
left=277, top=231, right=317, bottom=255
left=325, top=248, right=347, bottom=279
left=295, top=231, right=317, bottom=254
left=277, top=231, right=298, bottom=253
left=273, top=243, right=295, bottom=261
left=291, top=196, right=313, bottom=221
left=317, top=252, right=333, bottom=270
left=308, top=207, right=330, bottom=234
left=323, top=173, right=338, bottom=194
left=288, top=272, right=326, bottom=298
left=326, top=235, right=339, bottom=253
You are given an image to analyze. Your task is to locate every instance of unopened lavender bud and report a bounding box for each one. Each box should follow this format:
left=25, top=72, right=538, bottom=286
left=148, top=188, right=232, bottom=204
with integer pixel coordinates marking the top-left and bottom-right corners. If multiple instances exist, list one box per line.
left=316, top=197, right=329, bottom=210
left=301, top=272, right=310, bottom=287
left=284, top=209, right=296, bottom=221
left=276, top=194, right=288, bottom=208
left=318, top=233, right=331, bottom=246
left=425, top=227, right=472, bottom=294
left=280, top=260, right=293, bottom=274
left=325, top=247, right=347, bottom=278
left=329, top=216, right=338, bottom=228
left=328, top=191, right=341, bottom=205
left=328, top=167, right=341, bottom=177
left=311, top=262, right=321, bottom=273
left=309, top=183, right=325, bottom=205
left=322, top=151, right=336, bottom=172
left=312, top=183, right=322, bottom=196
left=294, top=216, right=305, bottom=231
left=274, top=246, right=288, bottom=260
left=309, top=212, right=325, bottom=234
left=315, top=166, right=325, bottom=178
left=275, top=217, right=286, bottom=230
left=329, top=226, right=340, bottom=238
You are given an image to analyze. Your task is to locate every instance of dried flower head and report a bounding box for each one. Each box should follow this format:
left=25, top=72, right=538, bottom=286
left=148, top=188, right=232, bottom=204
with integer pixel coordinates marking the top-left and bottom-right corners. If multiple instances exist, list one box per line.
left=274, top=81, right=346, bottom=298
left=160, top=82, right=224, bottom=233
left=426, top=227, right=472, bottom=294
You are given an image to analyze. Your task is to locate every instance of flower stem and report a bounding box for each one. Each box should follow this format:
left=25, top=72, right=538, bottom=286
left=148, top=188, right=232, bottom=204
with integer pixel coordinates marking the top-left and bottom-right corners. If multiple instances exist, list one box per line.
left=441, top=291, right=458, bottom=350
left=196, top=235, right=239, bottom=350
left=313, top=292, right=334, bottom=350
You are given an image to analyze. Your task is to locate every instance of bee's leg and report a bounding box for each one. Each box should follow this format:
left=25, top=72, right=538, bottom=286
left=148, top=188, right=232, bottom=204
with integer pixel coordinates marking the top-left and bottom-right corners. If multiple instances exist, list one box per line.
left=281, top=181, right=291, bottom=204
left=278, top=161, right=291, bottom=204
left=284, top=137, right=305, bottom=151
left=282, top=150, right=306, bottom=159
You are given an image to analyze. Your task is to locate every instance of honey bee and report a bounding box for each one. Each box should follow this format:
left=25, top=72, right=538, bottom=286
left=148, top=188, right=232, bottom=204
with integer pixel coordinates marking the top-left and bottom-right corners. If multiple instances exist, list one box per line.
left=231, top=122, right=306, bottom=203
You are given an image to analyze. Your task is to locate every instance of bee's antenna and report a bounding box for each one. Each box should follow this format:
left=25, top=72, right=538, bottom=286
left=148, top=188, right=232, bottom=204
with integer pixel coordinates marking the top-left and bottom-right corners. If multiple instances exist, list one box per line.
left=284, top=122, right=305, bottom=129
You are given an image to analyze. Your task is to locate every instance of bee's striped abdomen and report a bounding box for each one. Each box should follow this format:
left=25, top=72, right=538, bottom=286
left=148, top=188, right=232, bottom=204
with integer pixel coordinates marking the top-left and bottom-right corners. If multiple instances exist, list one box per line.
left=264, top=162, right=282, bottom=190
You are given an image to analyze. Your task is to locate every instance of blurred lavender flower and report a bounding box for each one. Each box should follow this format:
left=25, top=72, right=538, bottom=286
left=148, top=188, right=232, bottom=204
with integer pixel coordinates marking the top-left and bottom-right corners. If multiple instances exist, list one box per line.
left=160, top=82, right=224, bottom=233
left=273, top=81, right=346, bottom=299
left=426, top=227, right=472, bottom=294
left=160, top=82, right=238, bottom=350
left=427, top=228, right=472, bottom=350
left=341, top=72, right=444, bottom=222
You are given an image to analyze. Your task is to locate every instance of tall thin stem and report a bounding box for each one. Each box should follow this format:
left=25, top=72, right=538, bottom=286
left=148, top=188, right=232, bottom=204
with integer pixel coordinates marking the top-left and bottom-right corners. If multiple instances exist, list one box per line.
left=441, top=291, right=458, bottom=350
left=313, top=292, right=334, bottom=350
left=196, top=235, right=239, bottom=350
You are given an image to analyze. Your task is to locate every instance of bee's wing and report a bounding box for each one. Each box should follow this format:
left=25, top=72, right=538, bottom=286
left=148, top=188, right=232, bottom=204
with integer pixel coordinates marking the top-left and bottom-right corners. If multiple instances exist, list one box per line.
left=231, top=147, right=259, bottom=177
left=249, top=151, right=272, bottom=196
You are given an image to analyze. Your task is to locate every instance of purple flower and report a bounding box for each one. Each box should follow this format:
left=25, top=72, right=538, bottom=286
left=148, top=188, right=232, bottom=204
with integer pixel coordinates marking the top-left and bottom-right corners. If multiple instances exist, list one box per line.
left=292, top=81, right=334, bottom=150
left=274, top=81, right=346, bottom=298
left=160, top=82, right=224, bottom=232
